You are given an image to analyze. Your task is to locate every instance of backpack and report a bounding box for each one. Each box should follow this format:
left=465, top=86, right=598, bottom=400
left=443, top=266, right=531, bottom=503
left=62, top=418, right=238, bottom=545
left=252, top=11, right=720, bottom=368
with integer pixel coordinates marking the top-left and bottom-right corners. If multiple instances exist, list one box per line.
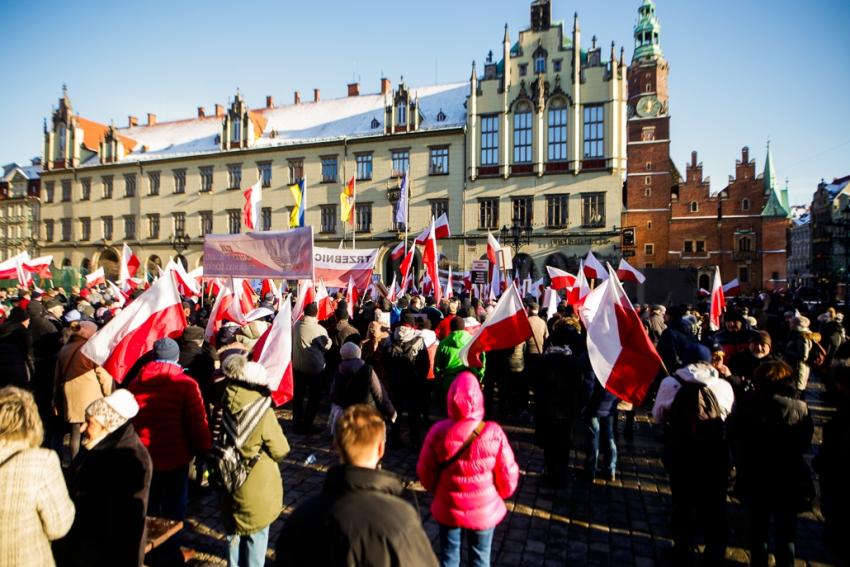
left=208, top=395, right=272, bottom=493
left=663, top=376, right=725, bottom=468
left=807, top=340, right=826, bottom=369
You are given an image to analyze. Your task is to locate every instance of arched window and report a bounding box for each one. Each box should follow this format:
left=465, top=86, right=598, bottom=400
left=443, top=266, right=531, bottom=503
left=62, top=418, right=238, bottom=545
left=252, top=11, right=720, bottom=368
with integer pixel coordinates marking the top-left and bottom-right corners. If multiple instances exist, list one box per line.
left=690, top=201, right=699, bottom=213
left=547, top=98, right=567, bottom=161
left=513, top=101, right=532, bottom=164
left=56, top=125, right=66, bottom=159
left=534, top=54, right=546, bottom=74
left=741, top=198, right=750, bottom=211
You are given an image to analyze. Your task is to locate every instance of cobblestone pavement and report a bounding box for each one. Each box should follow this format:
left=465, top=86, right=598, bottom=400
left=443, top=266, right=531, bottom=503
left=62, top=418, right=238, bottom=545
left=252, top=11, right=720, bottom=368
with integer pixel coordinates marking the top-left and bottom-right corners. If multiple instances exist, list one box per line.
left=183, top=377, right=844, bottom=567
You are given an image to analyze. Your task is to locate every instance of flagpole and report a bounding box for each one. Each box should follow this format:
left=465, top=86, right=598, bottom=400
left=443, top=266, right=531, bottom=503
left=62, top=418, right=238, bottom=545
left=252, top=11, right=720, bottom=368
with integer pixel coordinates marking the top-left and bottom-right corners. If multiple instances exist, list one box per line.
left=404, top=173, right=409, bottom=254
left=352, top=177, right=356, bottom=250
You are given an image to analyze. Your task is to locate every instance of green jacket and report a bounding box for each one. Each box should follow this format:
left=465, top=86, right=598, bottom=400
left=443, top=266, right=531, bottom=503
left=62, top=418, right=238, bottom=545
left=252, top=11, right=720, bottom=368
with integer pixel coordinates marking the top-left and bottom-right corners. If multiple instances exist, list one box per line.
left=434, top=330, right=485, bottom=382
left=221, top=382, right=290, bottom=535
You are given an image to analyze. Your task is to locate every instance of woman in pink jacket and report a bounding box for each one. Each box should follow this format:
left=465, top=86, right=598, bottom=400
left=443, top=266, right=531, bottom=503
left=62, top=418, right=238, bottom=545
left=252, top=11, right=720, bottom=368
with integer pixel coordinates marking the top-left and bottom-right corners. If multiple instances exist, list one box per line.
left=417, top=371, right=519, bottom=567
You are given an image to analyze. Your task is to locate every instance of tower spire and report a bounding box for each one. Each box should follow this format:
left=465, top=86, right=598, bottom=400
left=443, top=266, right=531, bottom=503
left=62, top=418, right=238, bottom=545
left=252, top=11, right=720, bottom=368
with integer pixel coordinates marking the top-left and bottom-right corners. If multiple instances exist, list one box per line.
left=763, top=139, right=777, bottom=194
left=633, top=0, right=663, bottom=61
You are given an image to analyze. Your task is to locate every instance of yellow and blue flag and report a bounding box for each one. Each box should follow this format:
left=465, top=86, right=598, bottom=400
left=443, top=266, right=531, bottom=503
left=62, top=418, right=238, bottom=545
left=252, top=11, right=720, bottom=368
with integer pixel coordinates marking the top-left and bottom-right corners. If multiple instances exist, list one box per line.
left=289, top=179, right=306, bottom=228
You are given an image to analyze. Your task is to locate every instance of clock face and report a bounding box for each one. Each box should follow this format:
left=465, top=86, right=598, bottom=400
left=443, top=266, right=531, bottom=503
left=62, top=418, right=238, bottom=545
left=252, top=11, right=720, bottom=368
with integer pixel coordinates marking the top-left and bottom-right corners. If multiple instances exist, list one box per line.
left=636, top=95, right=659, bottom=118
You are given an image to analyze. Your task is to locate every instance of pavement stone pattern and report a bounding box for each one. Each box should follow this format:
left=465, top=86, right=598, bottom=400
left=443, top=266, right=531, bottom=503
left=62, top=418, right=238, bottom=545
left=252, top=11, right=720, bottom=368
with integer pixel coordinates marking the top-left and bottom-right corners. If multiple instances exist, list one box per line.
left=183, top=375, right=844, bottom=567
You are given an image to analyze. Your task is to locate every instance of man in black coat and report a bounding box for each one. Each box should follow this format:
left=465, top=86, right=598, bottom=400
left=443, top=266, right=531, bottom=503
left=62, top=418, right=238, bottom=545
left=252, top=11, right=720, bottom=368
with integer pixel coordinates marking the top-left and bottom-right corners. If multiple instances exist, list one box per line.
left=0, top=306, right=33, bottom=387
left=275, top=405, right=437, bottom=567
left=178, top=325, right=215, bottom=401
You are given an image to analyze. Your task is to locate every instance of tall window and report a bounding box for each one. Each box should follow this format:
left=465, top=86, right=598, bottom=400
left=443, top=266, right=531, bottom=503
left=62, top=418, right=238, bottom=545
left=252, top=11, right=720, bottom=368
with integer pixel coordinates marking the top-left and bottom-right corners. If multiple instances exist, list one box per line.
left=80, top=217, right=91, bottom=241
left=355, top=153, right=372, bottom=181
left=257, top=162, right=272, bottom=188
left=547, top=99, right=568, bottom=161
left=513, top=103, right=532, bottom=163
left=61, top=218, right=71, bottom=241
left=81, top=178, right=91, bottom=200
left=148, top=214, right=160, bottom=239
left=227, top=164, right=242, bottom=190
left=738, top=236, right=753, bottom=252
left=534, top=54, right=546, bottom=74
left=102, top=216, right=113, bottom=240
left=741, top=198, right=750, bottom=211
left=56, top=125, right=66, bottom=160
left=44, top=181, right=55, bottom=203
left=44, top=219, right=54, bottom=242
left=102, top=176, right=113, bottom=199
left=479, top=198, right=499, bottom=229
left=391, top=150, right=409, bottom=177
left=429, top=147, right=449, bottom=175
left=320, top=205, right=337, bottom=233
left=321, top=157, right=338, bottom=183
left=124, top=173, right=136, bottom=197
left=430, top=199, right=449, bottom=221
left=480, top=114, right=499, bottom=166
left=172, top=212, right=186, bottom=235
left=288, top=159, right=304, bottom=184
left=123, top=215, right=136, bottom=240
left=199, top=166, right=214, bottom=192
left=61, top=180, right=72, bottom=202
left=227, top=210, right=241, bottom=234
left=583, top=105, right=604, bottom=158
left=148, top=172, right=160, bottom=196
left=261, top=207, right=272, bottom=231
left=546, top=194, right=569, bottom=228
left=581, top=193, right=605, bottom=227
left=396, top=101, right=407, bottom=126
left=512, top=197, right=533, bottom=226
left=199, top=210, right=213, bottom=235
left=355, top=203, right=372, bottom=233
left=231, top=118, right=241, bottom=143
left=172, top=169, right=186, bottom=194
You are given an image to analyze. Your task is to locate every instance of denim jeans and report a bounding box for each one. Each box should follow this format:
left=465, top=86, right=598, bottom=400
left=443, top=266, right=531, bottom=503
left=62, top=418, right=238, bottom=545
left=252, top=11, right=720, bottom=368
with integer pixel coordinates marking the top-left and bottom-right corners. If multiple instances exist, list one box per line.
left=586, top=415, right=617, bottom=477
left=438, top=525, right=495, bottom=567
left=227, top=526, right=270, bottom=567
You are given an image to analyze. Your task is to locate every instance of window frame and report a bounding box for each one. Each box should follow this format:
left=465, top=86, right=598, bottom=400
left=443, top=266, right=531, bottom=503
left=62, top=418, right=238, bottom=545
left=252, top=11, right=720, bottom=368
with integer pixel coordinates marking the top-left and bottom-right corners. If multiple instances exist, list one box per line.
left=80, top=177, right=91, bottom=201
left=148, top=171, right=160, bottom=196
left=320, top=204, right=337, bottom=234
left=355, top=153, right=373, bottom=181
left=80, top=217, right=91, bottom=241
left=148, top=213, right=160, bottom=240
left=355, top=202, right=372, bottom=233
left=429, top=146, right=450, bottom=176
left=480, top=114, right=500, bottom=166
left=391, top=149, right=410, bottom=178
left=172, top=169, right=186, bottom=194
left=102, top=216, right=113, bottom=241
left=644, top=243, right=655, bottom=255
left=61, top=180, right=72, bottom=202
left=123, top=214, right=136, bottom=240
left=582, top=105, right=604, bottom=159
left=60, top=218, right=71, bottom=242
left=44, top=219, right=54, bottom=242
left=199, top=210, right=213, bottom=235
left=580, top=192, right=606, bottom=228
left=512, top=196, right=533, bottom=227
left=227, top=163, right=242, bottom=190
left=261, top=207, right=272, bottom=231
left=124, top=173, right=136, bottom=198
left=430, top=199, right=449, bottom=221
left=547, top=100, right=568, bottom=162
left=199, top=166, right=214, bottom=193
left=227, top=209, right=241, bottom=234
left=513, top=103, right=533, bottom=164
left=101, top=175, right=113, bottom=199
left=320, top=156, right=338, bottom=184
left=288, top=159, right=304, bottom=185
left=257, top=161, right=272, bottom=188
left=172, top=212, right=186, bottom=235
left=546, top=194, right=569, bottom=228
left=478, top=198, right=499, bottom=230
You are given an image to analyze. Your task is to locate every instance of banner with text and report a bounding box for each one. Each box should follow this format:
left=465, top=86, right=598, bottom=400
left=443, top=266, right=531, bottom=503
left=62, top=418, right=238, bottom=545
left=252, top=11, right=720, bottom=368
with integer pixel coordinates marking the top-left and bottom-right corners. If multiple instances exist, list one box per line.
left=203, top=227, right=314, bottom=279
left=314, top=247, right=377, bottom=290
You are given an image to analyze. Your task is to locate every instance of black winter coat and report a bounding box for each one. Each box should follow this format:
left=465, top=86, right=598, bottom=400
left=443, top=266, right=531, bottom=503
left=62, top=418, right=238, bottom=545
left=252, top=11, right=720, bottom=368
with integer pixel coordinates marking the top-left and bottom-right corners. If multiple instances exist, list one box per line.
left=0, top=321, right=32, bottom=387
left=275, top=465, right=438, bottom=567
left=55, top=423, right=153, bottom=567
left=657, top=319, right=697, bottom=374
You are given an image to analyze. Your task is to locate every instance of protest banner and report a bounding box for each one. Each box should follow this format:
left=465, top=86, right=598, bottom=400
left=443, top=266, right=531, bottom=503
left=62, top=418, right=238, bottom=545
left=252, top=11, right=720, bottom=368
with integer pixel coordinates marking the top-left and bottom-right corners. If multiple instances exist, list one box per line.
left=313, top=246, right=377, bottom=290
left=203, top=227, right=314, bottom=279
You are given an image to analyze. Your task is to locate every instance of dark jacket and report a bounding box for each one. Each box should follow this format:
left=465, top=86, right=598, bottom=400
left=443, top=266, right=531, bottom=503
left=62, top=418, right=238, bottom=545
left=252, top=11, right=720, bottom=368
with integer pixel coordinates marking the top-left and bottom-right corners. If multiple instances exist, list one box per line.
left=275, top=465, right=438, bottom=567
left=334, top=319, right=360, bottom=349
left=657, top=318, right=697, bottom=374
left=814, top=403, right=850, bottom=548
left=330, top=359, right=395, bottom=421
left=55, top=423, right=153, bottom=567
left=178, top=341, right=215, bottom=400
left=582, top=367, right=619, bottom=418
left=0, top=320, right=32, bottom=387
left=727, top=351, right=783, bottom=393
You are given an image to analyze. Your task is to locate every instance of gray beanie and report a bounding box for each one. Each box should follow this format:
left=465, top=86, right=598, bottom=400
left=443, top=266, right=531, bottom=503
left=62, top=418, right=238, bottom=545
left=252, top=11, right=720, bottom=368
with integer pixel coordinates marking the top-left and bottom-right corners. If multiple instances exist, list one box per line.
left=154, top=337, right=180, bottom=362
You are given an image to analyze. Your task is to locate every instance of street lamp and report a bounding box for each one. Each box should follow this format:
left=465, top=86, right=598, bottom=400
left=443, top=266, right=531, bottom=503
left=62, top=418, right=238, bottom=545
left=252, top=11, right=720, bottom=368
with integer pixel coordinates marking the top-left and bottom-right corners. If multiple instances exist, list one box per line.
left=170, top=229, right=191, bottom=256
left=499, top=217, right=533, bottom=255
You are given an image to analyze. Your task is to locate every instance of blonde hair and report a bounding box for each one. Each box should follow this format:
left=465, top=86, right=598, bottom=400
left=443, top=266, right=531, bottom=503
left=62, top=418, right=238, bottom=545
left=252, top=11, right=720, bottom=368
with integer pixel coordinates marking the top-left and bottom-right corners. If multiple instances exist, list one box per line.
left=334, top=404, right=385, bottom=465
left=0, top=387, right=44, bottom=448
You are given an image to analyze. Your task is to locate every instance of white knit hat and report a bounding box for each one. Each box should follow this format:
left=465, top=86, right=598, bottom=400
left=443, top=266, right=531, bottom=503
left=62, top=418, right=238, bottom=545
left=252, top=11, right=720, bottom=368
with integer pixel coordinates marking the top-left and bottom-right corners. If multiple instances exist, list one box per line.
left=85, top=389, right=139, bottom=433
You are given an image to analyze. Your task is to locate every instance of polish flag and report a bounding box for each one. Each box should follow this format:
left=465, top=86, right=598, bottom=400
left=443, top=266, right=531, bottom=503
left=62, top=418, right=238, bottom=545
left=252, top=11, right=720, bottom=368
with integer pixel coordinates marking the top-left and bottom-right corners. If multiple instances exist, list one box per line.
left=422, top=219, right=441, bottom=303
left=260, top=279, right=279, bottom=302
left=616, top=258, right=646, bottom=284
left=85, top=267, right=106, bottom=288
left=698, top=288, right=711, bottom=298
left=204, top=284, right=234, bottom=345
left=187, top=267, right=203, bottom=292
left=227, top=279, right=255, bottom=322
left=24, top=255, right=53, bottom=279
left=486, top=231, right=501, bottom=266
left=722, top=278, right=740, bottom=297
left=390, top=242, right=406, bottom=261
left=709, top=266, right=726, bottom=331
left=82, top=272, right=187, bottom=383
left=164, top=259, right=200, bottom=297
left=529, top=278, right=545, bottom=300
left=445, top=266, right=454, bottom=299
left=580, top=269, right=662, bottom=405
left=414, top=213, right=451, bottom=244
left=422, top=273, right=433, bottom=297
left=459, top=283, right=532, bottom=368
left=387, top=275, right=399, bottom=303
left=0, top=252, right=28, bottom=280
left=15, top=254, right=32, bottom=288
left=542, top=287, right=560, bottom=321
left=546, top=266, right=576, bottom=290
left=462, top=272, right=472, bottom=294
left=205, top=278, right=222, bottom=299
left=316, top=280, right=335, bottom=320
left=291, top=279, right=315, bottom=324
left=583, top=251, right=609, bottom=280
left=242, top=179, right=262, bottom=231
left=399, top=247, right=415, bottom=291
left=345, top=276, right=358, bottom=319
left=252, top=300, right=294, bottom=406
left=567, top=261, right=591, bottom=306
left=119, top=244, right=141, bottom=283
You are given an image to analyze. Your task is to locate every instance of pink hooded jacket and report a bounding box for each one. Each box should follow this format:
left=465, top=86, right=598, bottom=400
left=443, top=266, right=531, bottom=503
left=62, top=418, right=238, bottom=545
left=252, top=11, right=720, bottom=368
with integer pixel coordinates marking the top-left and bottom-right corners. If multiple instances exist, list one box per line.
left=416, top=371, right=519, bottom=530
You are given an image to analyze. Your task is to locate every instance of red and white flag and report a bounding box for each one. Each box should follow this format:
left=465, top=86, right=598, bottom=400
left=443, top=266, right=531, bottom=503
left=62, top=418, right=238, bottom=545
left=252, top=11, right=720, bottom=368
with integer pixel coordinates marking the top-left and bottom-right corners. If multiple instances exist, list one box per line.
left=0, top=252, right=28, bottom=280
left=414, top=213, right=451, bottom=244
left=164, top=259, right=200, bottom=297
left=227, top=278, right=255, bottom=323
left=345, top=276, right=357, bottom=319
left=316, top=280, right=335, bottom=320
left=709, top=266, right=726, bottom=331
left=422, top=219, right=441, bottom=303
left=546, top=266, right=576, bottom=290
left=567, top=261, right=591, bottom=306
left=486, top=231, right=501, bottom=266
left=542, top=287, right=559, bottom=321
left=106, top=280, right=127, bottom=308
left=82, top=272, right=187, bottom=383
left=459, top=283, right=533, bottom=368
left=242, top=179, right=262, bottom=231
left=722, top=278, right=740, bottom=297
left=24, top=255, right=53, bottom=279
left=529, top=278, right=545, bottom=300
left=445, top=266, right=454, bottom=299
left=580, top=269, right=662, bottom=405
left=15, top=254, right=32, bottom=288
left=291, top=279, right=315, bottom=324
left=119, top=244, right=141, bottom=284
left=583, top=251, right=609, bottom=280
left=616, top=258, right=646, bottom=284
left=85, top=267, right=106, bottom=288
left=205, top=284, right=234, bottom=345
left=390, top=242, right=406, bottom=261
left=399, top=247, right=415, bottom=292
left=252, top=300, right=294, bottom=406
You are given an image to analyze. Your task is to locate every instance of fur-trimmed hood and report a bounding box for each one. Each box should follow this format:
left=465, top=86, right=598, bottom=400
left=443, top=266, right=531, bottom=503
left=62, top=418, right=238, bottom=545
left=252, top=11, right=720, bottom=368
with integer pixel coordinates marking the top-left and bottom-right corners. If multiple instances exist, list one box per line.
left=222, top=354, right=269, bottom=387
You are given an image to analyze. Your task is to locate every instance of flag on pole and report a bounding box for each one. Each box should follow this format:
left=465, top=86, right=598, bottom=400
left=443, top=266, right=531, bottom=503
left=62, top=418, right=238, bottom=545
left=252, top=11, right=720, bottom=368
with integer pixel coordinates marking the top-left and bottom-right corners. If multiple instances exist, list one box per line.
left=288, top=179, right=306, bottom=228
left=414, top=212, right=451, bottom=244
left=542, top=287, right=559, bottom=320
left=82, top=272, right=187, bottom=383
left=340, top=177, right=356, bottom=224
left=445, top=265, right=454, bottom=299
left=252, top=300, right=294, bottom=406
left=24, top=256, right=53, bottom=279
left=390, top=242, right=405, bottom=261
left=291, top=279, right=315, bottom=324
left=205, top=284, right=234, bottom=345
left=459, top=283, right=533, bottom=368
left=85, top=267, right=106, bottom=288
left=15, top=254, right=32, bottom=288
left=580, top=268, right=662, bottom=405
left=546, top=266, right=577, bottom=290
left=486, top=231, right=501, bottom=265
left=399, top=247, right=415, bottom=291
left=316, top=280, right=334, bottom=320
left=106, top=280, right=127, bottom=308
left=119, top=244, right=141, bottom=284
left=709, top=266, right=726, bottom=331
left=394, top=172, right=409, bottom=226
left=345, top=276, right=357, bottom=319
left=722, top=278, right=740, bottom=297
left=616, top=258, right=646, bottom=284
left=242, top=179, right=263, bottom=231
left=567, top=261, right=591, bottom=306
left=422, top=218, right=441, bottom=304
left=583, top=251, right=609, bottom=280
left=387, top=275, right=399, bottom=303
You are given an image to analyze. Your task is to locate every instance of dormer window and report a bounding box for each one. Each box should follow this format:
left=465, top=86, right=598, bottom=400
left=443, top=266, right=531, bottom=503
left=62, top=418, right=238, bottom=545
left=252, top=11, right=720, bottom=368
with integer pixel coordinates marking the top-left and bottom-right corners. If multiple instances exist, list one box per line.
left=397, top=102, right=407, bottom=126
left=436, top=110, right=447, bottom=122
left=231, top=118, right=241, bottom=143
left=690, top=201, right=699, bottom=213
left=534, top=55, right=546, bottom=74
left=56, top=125, right=66, bottom=160
left=370, top=117, right=380, bottom=129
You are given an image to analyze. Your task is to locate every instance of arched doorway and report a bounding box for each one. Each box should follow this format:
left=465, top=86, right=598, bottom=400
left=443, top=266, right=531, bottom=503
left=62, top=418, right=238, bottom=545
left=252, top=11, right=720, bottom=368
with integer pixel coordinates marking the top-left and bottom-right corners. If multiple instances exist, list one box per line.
left=383, top=244, right=421, bottom=285
left=544, top=252, right=579, bottom=283
left=512, top=252, right=539, bottom=281
left=698, top=273, right=710, bottom=291
left=96, top=248, right=120, bottom=282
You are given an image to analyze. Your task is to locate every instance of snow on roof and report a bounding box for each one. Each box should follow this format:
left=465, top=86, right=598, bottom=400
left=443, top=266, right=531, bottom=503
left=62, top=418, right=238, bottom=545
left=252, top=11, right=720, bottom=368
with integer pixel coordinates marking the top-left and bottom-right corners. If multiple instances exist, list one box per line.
left=76, top=82, right=468, bottom=168
left=1, top=162, right=41, bottom=182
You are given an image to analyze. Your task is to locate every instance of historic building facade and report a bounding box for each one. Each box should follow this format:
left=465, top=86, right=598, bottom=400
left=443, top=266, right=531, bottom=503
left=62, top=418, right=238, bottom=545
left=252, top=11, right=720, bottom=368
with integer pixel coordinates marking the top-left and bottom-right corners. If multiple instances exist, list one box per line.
left=36, top=0, right=628, bottom=284
left=0, top=159, right=41, bottom=261
left=808, top=175, right=850, bottom=294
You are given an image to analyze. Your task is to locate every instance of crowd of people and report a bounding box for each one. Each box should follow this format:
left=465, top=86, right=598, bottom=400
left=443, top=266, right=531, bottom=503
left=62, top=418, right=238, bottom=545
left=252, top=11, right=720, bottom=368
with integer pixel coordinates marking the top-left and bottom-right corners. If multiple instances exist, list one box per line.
left=0, top=281, right=847, bottom=567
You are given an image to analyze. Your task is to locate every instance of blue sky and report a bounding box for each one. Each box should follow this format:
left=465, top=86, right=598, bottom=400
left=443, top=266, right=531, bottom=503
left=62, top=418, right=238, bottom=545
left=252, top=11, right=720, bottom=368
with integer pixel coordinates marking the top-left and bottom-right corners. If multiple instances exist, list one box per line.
left=1, top=0, right=847, bottom=205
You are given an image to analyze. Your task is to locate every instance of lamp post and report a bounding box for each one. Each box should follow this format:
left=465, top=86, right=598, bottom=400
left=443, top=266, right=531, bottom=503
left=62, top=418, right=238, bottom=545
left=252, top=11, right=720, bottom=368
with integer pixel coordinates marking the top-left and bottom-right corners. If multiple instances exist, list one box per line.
left=170, top=229, right=191, bottom=270
left=500, top=218, right=533, bottom=279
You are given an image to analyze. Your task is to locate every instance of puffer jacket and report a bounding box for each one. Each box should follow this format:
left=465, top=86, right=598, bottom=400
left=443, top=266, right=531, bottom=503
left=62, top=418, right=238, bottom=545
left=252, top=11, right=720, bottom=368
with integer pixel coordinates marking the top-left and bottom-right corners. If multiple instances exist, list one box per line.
left=434, top=330, right=484, bottom=381
left=128, top=360, right=212, bottom=471
left=416, top=372, right=519, bottom=530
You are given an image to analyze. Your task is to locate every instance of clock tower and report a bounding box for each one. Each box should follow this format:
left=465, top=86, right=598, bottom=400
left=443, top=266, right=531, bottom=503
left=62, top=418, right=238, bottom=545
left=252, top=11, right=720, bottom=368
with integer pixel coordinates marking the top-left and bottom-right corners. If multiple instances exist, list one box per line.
left=622, top=0, right=673, bottom=268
